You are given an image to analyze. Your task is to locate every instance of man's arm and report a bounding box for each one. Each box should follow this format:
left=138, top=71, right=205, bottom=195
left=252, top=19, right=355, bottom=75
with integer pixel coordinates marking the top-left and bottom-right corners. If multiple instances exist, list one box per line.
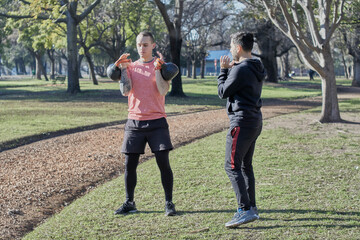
left=116, top=53, right=132, bottom=96
left=155, top=70, right=170, bottom=96
left=154, top=51, right=170, bottom=96
left=218, top=67, right=244, bottom=99
left=119, top=68, right=132, bottom=96
left=217, top=55, right=241, bottom=99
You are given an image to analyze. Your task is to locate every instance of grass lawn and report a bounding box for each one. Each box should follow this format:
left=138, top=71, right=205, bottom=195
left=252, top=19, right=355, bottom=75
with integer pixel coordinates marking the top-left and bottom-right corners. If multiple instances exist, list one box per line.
left=0, top=76, right=325, bottom=145
left=23, top=99, right=360, bottom=240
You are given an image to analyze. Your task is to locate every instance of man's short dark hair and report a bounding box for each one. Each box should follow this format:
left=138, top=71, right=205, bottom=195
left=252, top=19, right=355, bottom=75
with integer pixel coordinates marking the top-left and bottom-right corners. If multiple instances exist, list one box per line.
left=230, top=32, right=254, bottom=52
left=137, top=31, right=155, bottom=43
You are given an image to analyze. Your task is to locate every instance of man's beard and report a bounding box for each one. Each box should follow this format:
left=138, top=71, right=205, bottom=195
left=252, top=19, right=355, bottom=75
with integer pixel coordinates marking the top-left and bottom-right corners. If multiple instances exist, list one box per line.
left=232, top=54, right=239, bottom=62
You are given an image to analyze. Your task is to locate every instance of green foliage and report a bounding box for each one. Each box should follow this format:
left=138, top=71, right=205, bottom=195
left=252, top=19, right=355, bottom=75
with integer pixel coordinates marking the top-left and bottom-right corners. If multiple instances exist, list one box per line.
left=4, top=0, right=67, bottom=52
left=342, top=0, right=360, bottom=25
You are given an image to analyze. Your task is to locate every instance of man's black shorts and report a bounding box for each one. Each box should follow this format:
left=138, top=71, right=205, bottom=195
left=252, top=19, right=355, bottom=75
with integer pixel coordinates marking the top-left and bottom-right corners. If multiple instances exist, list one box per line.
left=121, top=117, right=173, bottom=154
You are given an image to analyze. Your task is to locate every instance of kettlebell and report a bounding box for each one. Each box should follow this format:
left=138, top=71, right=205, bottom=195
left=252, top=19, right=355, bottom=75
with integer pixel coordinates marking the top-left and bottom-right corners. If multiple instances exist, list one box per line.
left=160, top=62, right=179, bottom=81
left=106, top=64, right=121, bottom=81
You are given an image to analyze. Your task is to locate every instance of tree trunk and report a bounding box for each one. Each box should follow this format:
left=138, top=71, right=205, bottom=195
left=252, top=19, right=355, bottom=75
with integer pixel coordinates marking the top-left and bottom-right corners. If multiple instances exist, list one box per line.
left=261, top=55, right=278, bottom=83
left=283, top=53, right=290, bottom=79
left=58, top=56, right=63, bottom=75
left=40, top=56, right=49, bottom=81
left=66, top=4, right=80, bottom=94
left=352, top=58, right=360, bottom=87
left=78, top=54, right=84, bottom=79
left=187, top=58, right=191, bottom=78
left=0, top=54, right=2, bottom=76
left=200, top=58, right=205, bottom=79
left=155, top=0, right=185, bottom=97
left=169, top=33, right=185, bottom=96
left=340, top=50, right=349, bottom=79
left=192, top=60, right=197, bottom=79
left=35, top=54, right=42, bottom=80
left=318, top=49, right=341, bottom=123
left=85, top=50, right=98, bottom=85
left=47, top=49, right=55, bottom=79
left=256, top=21, right=279, bottom=83
left=320, top=74, right=341, bottom=122
left=15, top=59, right=19, bottom=74
left=17, top=58, right=26, bottom=74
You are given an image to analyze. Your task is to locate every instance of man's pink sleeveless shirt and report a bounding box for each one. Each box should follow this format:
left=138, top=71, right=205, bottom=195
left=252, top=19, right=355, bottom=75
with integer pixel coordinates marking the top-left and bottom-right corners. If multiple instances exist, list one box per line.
left=126, top=59, right=167, bottom=120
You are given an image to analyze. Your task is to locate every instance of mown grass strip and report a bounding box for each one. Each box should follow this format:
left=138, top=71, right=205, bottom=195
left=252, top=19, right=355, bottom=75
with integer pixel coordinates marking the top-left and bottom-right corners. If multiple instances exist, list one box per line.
left=0, top=76, right=325, bottom=144
left=24, top=101, right=360, bottom=240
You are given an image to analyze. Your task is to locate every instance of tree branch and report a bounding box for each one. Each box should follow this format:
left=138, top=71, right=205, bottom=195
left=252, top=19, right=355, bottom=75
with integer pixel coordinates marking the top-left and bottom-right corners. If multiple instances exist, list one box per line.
left=78, top=0, right=101, bottom=23
left=262, top=0, right=323, bottom=72
left=297, top=0, right=322, bottom=48
left=278, top=0, right=319, bottom=52
left=0, top=12, right=66, bottom=23
left=154, top=0, right=175, bottom=33
left=276, top=45, right=296, bottom=57
left=252, top=52, right=263, bottom=58
left=323, top=0, right=346, bottom=47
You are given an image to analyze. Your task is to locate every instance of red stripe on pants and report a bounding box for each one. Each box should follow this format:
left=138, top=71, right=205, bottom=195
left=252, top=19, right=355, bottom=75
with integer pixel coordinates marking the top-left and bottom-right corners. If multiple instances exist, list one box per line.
left=231, top=127, right=240, bottom=169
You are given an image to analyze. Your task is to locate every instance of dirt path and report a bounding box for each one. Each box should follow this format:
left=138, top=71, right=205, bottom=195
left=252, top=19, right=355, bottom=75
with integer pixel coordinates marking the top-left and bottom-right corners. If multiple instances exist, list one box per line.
left=0, top=86, right=358, bottom=240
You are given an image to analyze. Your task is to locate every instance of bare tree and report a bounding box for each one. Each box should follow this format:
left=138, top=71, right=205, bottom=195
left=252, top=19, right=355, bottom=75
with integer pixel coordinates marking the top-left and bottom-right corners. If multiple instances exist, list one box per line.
left=341, top=1, right=360, bottom=87
left=261, top=0, right=346, bottom=123
left=343, top=27, right=360, bottom=87
left=232, top=3, right=294, bottom=82
left=154, top=0, right=185, bottom=96
left=154, top=0, right=229, bottom=96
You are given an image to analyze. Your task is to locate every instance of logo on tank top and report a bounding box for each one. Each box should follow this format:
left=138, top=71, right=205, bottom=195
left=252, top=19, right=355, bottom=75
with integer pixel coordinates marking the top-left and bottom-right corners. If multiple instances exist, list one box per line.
left=133, top=67, right=151, bottom=77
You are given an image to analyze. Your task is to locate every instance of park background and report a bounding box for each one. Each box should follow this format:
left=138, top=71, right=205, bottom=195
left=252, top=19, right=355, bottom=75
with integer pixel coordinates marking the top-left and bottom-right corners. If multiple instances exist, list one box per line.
left=0, top=0, right=359, bottom=239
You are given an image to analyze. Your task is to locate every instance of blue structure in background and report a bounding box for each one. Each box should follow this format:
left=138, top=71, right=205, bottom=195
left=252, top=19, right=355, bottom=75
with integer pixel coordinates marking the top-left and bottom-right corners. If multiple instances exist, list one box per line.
left=205, top=50, right=232, bottom=75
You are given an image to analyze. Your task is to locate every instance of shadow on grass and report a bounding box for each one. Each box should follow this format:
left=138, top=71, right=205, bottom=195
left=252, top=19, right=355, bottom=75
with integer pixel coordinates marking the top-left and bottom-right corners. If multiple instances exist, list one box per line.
left=0, top=88, right=129, bottom=103
left=1, top=88, right=225, bottom=106
left=0, top=119, right=127, bottom=152
left=258, top=208, right=360, bottom=217
left=132, top=210, right=235, bottom=215
left=341, top=120, right=360, bottom=125
left=128, top=208, right=360, bottom=217
left=248, top=224, right=358, bottom=230
left=0, top=95, right=325, bottom=152
left=223, top=209, right=360, bottom=230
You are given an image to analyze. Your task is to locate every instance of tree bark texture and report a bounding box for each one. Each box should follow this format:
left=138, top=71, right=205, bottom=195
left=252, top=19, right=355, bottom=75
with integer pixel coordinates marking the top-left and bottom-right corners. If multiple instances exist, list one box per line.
left=66, top=5, right=80, bottom=94
left=255, top=21, right=279, bottom=83
left=47, top=49, right=55, bottom=79
left=200, top=58, right=205, bottom=79
left=192, top=60, right=197, bottom=79
left=84, top=49, right=98, bottom=85
left=186, top=59, right=191, bottom=78
left=35, top=55, right=42, bottom=80
left=319, top=48, right=341, bottom=122
left=155, top=0, right=185, bottom=97
left=353, top=58, right=360, bottom=87
left=34, top=53, right=48, bottom=81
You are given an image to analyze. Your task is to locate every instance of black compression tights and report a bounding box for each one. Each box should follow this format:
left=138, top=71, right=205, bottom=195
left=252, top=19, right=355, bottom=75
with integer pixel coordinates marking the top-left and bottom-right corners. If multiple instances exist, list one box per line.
left=124, top=150, right=173, bottom=202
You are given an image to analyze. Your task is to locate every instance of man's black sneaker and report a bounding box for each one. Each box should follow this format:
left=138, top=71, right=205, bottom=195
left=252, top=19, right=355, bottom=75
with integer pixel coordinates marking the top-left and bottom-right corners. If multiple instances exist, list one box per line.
left=114, top=201, right=137, bottom=215
left=165, top=201, right=177, bottom=216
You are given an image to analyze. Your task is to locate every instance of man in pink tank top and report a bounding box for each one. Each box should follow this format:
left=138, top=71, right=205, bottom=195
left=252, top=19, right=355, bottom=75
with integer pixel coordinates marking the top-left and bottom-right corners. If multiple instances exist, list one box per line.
left=114, top=32, right=176, bottom=216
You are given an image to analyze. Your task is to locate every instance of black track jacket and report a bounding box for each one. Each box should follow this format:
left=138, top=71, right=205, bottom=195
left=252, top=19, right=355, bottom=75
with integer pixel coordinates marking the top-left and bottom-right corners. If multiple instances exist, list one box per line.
left=218, top=58, right=266, bottom=128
